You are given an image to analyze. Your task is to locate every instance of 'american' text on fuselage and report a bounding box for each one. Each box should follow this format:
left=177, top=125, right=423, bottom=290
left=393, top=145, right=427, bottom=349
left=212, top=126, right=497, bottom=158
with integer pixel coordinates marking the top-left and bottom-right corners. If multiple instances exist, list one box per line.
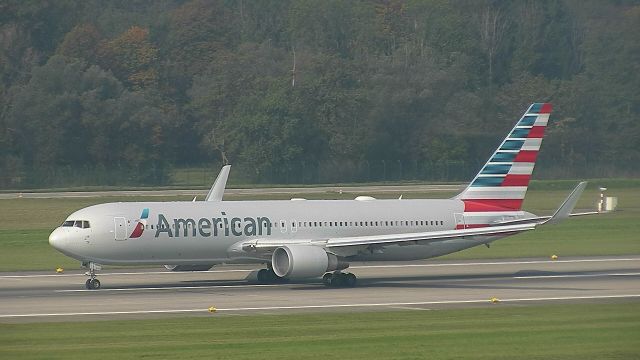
left=155, top=212, right=272, bottom=238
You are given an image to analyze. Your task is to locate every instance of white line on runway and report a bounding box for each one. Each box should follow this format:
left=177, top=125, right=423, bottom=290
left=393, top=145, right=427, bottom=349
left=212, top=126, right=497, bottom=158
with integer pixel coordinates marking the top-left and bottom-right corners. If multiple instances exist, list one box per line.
left=514, top=272, right=640, bottom=279
left=351, top=258, right=640, bottom=269
left=56, top=284, right=281, bottom=293
left=2, top=257, right=639, bottom=279
left=2, top=294, right=639, bottom=318
left=0, top=269, right=253, bottom=279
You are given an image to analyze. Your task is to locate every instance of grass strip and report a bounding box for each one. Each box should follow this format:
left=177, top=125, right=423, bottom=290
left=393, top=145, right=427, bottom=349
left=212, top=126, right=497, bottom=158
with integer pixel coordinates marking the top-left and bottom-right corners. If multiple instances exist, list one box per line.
left=1, top=302, right=638, bottom=359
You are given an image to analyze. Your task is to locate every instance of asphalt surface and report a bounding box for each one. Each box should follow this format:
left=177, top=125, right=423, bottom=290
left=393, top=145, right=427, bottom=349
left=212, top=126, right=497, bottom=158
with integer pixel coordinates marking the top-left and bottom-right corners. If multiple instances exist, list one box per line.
left=0, top=256, right=638, bottom=322
left=0, top=184, right=462, bottom=199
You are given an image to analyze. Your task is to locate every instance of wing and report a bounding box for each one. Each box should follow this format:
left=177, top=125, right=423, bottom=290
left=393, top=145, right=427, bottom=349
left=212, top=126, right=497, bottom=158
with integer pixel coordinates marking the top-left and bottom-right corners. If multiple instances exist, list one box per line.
left=240, top=222, right=536, bottom=257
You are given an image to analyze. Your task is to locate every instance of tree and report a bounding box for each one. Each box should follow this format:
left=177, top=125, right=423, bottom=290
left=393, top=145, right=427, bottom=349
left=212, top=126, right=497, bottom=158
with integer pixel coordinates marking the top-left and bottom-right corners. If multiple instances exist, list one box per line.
left=99, top=26, right=159, bottom=89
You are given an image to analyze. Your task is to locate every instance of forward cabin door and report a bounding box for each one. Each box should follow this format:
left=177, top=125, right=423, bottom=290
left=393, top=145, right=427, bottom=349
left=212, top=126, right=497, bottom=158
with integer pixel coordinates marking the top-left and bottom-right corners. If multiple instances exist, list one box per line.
left=114, top=217, right=127, bottom=240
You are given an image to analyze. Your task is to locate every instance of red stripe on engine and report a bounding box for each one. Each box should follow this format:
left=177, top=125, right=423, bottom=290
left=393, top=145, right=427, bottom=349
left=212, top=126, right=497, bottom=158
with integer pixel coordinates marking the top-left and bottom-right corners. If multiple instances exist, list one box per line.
left=463, top=199, right=524, bottom=212
left=528, top=126, right=546, bottom=138
left=539, top=103, right=553, bottom=114
left=514, top=150, right=538, bottom=162
left=501, top=174, right=531, bottom=186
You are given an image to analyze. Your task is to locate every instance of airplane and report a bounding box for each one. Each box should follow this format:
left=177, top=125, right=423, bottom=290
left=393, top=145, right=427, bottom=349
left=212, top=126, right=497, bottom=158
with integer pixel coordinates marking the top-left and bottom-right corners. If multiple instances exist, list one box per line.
left=49, top=103, right=599, bottom=290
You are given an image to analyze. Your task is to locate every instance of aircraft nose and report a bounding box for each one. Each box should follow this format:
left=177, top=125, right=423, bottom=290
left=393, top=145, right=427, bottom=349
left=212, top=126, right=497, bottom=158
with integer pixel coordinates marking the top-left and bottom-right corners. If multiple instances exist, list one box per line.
left=48, top=227, right=66, bottom=251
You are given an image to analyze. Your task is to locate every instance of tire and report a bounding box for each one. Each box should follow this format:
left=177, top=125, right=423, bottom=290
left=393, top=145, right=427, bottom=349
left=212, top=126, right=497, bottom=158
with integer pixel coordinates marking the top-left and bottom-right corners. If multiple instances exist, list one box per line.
left=345, top=273, right=357, bottom=288
left=89, top=278, right=101, bottom=290
left=322, top=273, right=333, bottom=286
left=331, top=274, right=344, bottom=288
left=257, top=269, right=269, bottom=283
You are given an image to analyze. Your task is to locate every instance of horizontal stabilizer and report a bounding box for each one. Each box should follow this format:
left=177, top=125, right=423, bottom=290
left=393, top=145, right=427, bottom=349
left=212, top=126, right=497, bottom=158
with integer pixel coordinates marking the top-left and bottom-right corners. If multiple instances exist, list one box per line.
left=494, top=181, right=591, bottom=226
left=543, top=181, right=587, bottom=225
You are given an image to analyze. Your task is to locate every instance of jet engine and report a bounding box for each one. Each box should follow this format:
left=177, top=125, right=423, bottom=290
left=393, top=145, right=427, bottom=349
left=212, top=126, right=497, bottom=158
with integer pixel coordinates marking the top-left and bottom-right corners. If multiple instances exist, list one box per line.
left=163, top=264, right=214, bottom=272
left=272, top=245, right=348, bottom=279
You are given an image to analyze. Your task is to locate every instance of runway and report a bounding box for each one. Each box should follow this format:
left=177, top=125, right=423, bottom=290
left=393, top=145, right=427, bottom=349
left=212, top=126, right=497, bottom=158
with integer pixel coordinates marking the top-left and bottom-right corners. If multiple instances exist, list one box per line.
left=1, top=256, right=638, bottom=322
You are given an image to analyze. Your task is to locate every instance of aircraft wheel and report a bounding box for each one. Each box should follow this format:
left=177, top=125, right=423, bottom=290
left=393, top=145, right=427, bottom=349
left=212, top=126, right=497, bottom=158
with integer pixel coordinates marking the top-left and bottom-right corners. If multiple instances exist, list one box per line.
left=332, top=273, right=345, bottom=288
left=322, top=273, right=333, bottom=286
left=85, top=279, right=92, bottom=289
left=345, top=273, right=357, bottom=288
left=88, top=278, right=101, bottom=290
left=257, top=269, right=269, bottom=283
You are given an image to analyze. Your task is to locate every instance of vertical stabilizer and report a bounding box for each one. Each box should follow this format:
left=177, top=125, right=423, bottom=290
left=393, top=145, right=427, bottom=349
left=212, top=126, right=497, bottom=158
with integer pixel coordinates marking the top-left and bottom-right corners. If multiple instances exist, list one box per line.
left=206, top=165, right=231, bottom=202
left=455, top=103, right=552, bottom=211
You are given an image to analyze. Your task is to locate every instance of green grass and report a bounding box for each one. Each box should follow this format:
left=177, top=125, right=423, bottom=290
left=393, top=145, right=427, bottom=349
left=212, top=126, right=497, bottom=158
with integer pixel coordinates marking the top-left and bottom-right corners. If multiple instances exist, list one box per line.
left=1, top=303, right=638, bottom=359
left=0, top=186, right=637, bottom=272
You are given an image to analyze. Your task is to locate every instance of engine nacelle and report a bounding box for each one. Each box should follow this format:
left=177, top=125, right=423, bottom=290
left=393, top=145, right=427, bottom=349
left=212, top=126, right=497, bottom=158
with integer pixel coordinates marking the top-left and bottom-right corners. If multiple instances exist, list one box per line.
left=163, top=264, right=214, bottom=272
left=272, top=245, right=348, bottom=279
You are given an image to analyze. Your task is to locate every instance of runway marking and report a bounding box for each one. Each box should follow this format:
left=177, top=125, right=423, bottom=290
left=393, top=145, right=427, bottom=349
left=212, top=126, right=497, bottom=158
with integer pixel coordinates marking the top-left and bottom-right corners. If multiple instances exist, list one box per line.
left=351, top=257, right=640, bottom=269
left=2, top=294, right=639, bottom=318
left=2, top=257, right=638, bottom=279
left=0, top=269, right=253, bottom=279
left=390, top=306, right=432, bottom=311
left=55, top=284, right=282, bottom=293
left=515, top=272, right=640, bottom=279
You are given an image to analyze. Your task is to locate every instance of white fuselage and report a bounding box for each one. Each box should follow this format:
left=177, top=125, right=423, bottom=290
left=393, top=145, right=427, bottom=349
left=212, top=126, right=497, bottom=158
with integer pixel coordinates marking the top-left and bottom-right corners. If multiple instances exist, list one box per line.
left=49, top=198, right=532, bottom=266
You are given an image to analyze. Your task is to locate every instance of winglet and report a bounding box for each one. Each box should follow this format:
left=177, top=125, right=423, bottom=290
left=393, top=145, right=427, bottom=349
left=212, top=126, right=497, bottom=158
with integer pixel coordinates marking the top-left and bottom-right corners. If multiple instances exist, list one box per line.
left=543, top=182, right=587, bottom=225
left=205, top=165, right=231, bottom=202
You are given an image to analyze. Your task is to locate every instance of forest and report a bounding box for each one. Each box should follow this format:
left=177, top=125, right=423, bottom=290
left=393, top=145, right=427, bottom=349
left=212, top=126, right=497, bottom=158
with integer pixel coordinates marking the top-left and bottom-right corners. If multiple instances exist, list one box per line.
left=0, top=0, right=638, bottom=188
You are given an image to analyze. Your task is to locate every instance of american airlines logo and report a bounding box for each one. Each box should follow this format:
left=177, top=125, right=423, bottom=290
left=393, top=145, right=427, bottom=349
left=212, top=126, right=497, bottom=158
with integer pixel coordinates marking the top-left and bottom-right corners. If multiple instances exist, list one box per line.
left=129, top=208, right=149, bottom=238
left=155, top=212, right=273, bottom=238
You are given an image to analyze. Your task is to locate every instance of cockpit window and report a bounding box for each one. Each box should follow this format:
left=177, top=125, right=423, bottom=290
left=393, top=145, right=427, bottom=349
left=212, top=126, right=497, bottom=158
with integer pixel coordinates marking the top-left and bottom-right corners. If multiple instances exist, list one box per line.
left=62, top=220, right=90, bottom=228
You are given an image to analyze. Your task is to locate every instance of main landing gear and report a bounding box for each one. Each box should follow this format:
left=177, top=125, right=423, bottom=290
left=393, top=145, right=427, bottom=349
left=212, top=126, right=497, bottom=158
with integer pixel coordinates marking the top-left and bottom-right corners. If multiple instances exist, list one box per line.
left=83, top=262, right=101, bottom=290
left=256, top=265, right=289, bottom=284
left=323, top=271, right=357, bottom=288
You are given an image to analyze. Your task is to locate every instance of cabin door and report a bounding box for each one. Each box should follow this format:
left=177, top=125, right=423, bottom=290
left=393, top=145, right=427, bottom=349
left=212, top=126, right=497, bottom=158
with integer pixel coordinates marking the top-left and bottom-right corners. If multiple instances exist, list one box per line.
left=114, top=217, right=127, bottom=240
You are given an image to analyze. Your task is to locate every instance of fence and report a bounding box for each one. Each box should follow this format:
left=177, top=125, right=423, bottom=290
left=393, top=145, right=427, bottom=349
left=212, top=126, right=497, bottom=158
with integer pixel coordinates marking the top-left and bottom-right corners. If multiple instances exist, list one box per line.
left=2, top=158, right=634, bottom=190
left=1, top=160, right=475, bottom=189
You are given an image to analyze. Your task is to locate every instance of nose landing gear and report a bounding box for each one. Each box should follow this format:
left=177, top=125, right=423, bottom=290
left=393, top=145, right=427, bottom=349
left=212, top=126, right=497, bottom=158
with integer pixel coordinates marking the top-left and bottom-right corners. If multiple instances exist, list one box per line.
left=82, top=262, right=102, bottom=290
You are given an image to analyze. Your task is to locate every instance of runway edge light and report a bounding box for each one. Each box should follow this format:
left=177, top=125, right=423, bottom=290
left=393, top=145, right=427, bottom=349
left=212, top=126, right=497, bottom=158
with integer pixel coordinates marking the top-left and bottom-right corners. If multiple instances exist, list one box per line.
left=551, top=255, right=558, bottom=260
left=490, top=297, right=500, bottom=303
left=55, top=267, right=64, bottom=273
left=208, top=306, right=217, bottom=313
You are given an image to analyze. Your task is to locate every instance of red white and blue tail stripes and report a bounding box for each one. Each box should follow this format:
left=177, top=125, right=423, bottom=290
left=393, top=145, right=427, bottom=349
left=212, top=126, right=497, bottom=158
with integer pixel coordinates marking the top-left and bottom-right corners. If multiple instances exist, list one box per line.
left=456, top=103, right=551, bottom=214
